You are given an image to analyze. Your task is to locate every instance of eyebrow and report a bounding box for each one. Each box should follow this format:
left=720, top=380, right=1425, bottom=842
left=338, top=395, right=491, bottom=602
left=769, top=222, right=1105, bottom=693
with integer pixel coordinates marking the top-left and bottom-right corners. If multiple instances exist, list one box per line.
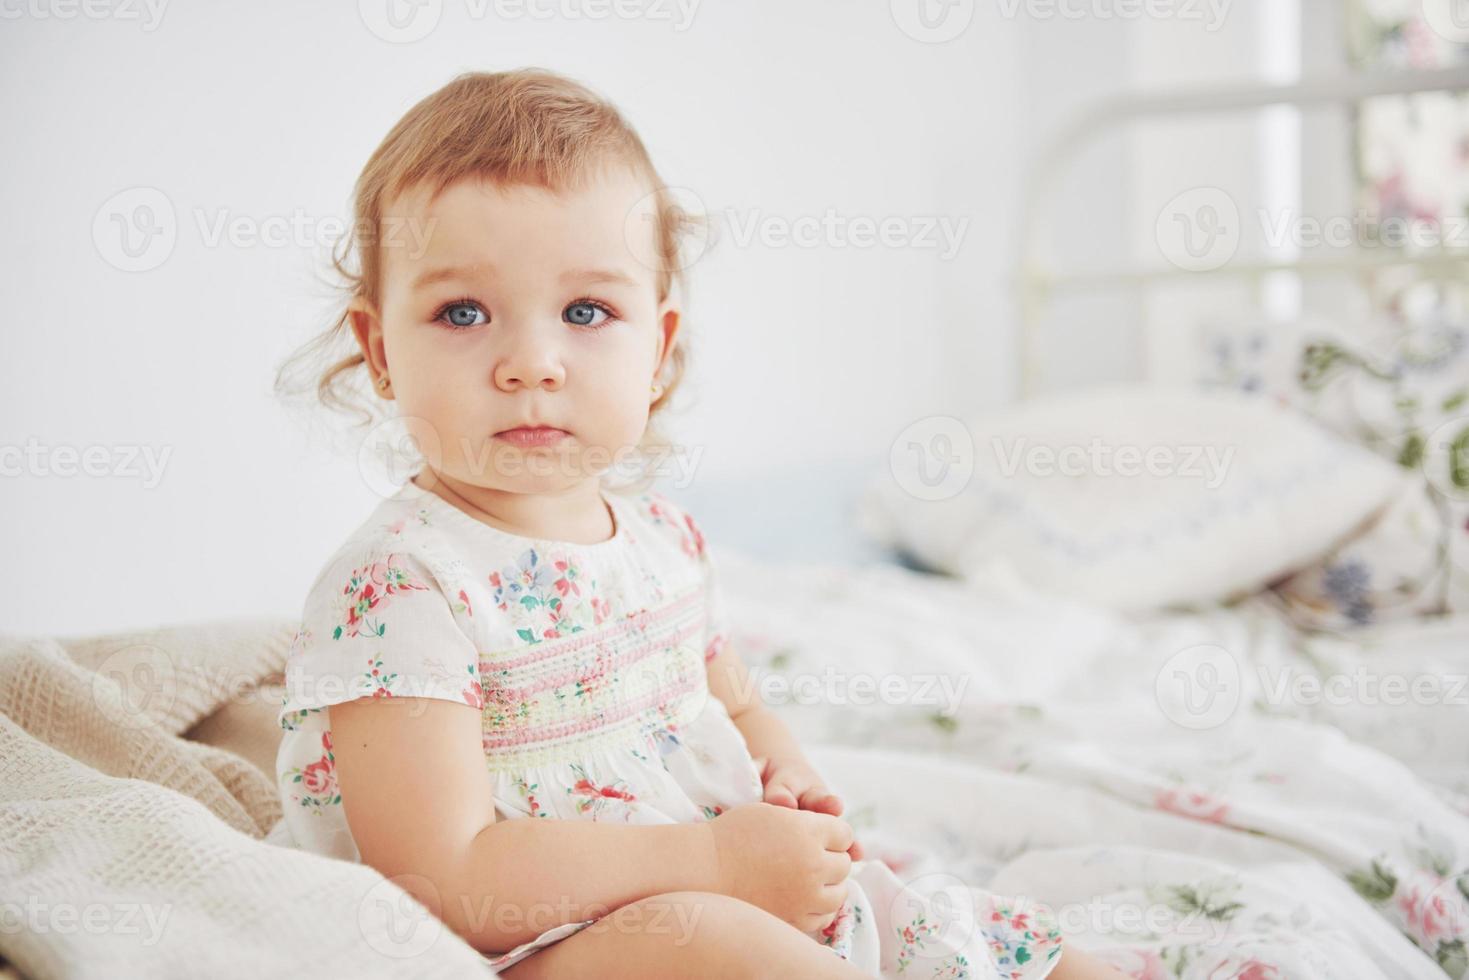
left=411, top=264, right=642, bottom=291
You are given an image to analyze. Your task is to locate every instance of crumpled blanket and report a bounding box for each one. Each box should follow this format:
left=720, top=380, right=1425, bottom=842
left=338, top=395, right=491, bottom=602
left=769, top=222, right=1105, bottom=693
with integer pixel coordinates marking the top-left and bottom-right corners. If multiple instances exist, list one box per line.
left=0, top=619, right=493, bottom=980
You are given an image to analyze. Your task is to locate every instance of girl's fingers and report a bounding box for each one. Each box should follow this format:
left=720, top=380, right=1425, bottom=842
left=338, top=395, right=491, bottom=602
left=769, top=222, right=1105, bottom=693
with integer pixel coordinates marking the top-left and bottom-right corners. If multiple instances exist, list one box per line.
left=799, top=789, right=842, bottom=815
left=764, top=782, right=799, bottom=808
left=822, top=816, right=854, bottom=853
left=821, top=850, right=852, bottom=886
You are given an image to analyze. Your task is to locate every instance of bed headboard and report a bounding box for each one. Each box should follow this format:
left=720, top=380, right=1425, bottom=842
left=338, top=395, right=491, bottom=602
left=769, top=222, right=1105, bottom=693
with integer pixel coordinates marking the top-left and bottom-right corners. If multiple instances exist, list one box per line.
left=1016, top=65, right=1469, bottom=399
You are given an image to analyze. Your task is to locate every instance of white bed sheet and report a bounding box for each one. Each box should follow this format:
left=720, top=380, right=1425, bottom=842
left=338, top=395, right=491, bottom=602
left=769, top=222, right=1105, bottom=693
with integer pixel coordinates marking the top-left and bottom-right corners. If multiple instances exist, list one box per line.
left=715, top=549, right=1469, bottom=978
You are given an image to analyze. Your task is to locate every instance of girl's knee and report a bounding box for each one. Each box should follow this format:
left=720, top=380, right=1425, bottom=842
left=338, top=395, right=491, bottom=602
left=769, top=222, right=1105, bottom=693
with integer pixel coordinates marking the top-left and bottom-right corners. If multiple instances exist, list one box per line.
left=614, top=890, right=773, bottom=950
left=622, top=892, right=858, bottom=978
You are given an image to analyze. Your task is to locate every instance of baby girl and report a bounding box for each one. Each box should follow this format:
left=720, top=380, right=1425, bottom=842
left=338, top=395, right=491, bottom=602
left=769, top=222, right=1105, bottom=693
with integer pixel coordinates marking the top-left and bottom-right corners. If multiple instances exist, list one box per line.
left=272, top=68, right=1126, bottom=979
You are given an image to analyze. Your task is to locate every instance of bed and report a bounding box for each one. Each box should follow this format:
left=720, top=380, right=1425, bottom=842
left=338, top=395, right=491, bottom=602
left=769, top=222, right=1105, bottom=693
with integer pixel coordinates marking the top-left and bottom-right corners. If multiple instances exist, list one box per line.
left=719, top=548, right=1469, bottom=977
left=2, top=551, right=1463, bottom=977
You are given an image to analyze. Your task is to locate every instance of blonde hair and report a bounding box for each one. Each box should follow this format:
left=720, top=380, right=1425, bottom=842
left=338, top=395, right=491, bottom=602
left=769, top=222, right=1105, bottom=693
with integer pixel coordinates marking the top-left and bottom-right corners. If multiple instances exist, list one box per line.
left=275, top=68, right=698, bottom=470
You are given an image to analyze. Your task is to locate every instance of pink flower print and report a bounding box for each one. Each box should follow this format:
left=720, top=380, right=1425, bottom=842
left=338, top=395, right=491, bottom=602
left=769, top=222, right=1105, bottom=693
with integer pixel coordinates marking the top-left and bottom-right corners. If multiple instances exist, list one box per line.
left=334, top=554, right=429, bottom=640
left=481, top=671, right=535, bottom=728
left=370, top=555, right=429, bottom=594
left=1205, top=956, right=1281, bottom=980
left=567, top=762, right=637, bottom=818
left=513, top=775, right=549, bottom=818
left=288, top=730, right=341, bottom=810
left=1154, top=787, right=1229, bottom=824
left=573, top=775, right=634, bottom=802
left=454, top=589, right=473, bottom=618
left=646, top=495, right=702, bottom=557
left=1093, top=948, right=1170, bottom=980
left=362, top=654, right=398, bottom=698
left=590, top=595, right=610, bottom=625
left=463, top=664, right=484, bottom=709
left=553, top=559, right=581, bottom=599
left=570, top=649, right=611, bottom=700
left=817, top=900, right=860, bottom=950
left=301, top=756, right=336, bottom=797
left=1397, top=870, right=1464, bottom=946
left=682, top=512, right=706, bottom=558
left=491, top=550, right=604, bottom=644
left=894, top=915, right=941, bottom=972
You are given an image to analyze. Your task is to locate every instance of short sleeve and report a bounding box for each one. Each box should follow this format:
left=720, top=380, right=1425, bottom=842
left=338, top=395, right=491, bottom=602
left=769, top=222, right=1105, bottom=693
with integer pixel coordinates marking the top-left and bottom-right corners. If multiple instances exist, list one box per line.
left=279, top=548, right=483, bottom=732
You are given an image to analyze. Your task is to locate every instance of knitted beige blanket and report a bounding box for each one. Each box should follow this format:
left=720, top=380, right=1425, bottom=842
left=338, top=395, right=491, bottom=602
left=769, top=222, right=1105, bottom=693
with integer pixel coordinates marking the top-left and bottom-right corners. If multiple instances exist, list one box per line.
left=0, top=619, right=493, bottom=979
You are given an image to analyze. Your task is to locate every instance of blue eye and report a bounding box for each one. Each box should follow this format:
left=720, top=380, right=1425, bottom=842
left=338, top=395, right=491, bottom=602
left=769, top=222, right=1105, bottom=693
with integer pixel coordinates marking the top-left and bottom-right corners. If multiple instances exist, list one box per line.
left=564, top=301, right=613, bottom=328
left=433, top=300, right=487, bottom=330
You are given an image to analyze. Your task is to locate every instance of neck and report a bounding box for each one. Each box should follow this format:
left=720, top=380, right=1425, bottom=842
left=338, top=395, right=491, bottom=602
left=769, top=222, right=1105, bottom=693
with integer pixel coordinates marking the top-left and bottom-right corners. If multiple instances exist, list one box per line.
left=415, top=470, right=615, bottom=545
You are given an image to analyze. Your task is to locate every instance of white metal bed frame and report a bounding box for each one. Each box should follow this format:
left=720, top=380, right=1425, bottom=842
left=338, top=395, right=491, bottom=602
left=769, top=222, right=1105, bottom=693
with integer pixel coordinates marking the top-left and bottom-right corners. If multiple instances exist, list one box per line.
left=1016, top=64, right=1469, bottom=398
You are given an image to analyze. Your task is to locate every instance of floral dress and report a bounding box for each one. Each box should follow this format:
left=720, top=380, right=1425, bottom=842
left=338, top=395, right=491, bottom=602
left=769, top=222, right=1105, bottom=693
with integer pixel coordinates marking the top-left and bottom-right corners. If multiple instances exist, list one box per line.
left=274, top=477, right=1065, bottom=977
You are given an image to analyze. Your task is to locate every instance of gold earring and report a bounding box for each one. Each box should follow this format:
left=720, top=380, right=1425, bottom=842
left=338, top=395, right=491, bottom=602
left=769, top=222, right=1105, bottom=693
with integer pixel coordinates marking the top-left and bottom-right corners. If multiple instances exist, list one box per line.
left=650, top=382, right=663, bottom=397
left=378, top=376, right=390, bottom=390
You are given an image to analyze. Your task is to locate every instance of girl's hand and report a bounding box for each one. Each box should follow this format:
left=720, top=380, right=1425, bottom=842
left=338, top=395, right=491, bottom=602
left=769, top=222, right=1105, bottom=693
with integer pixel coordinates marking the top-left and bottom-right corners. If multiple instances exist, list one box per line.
left=705, top=803, right=854, bottom=933
left=752, top=755, right=864, bottom=860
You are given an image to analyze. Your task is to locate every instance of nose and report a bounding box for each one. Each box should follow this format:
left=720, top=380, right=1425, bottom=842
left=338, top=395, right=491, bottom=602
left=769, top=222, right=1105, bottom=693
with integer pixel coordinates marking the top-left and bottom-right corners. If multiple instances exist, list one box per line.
left=493, top=323, right=566, bottom=392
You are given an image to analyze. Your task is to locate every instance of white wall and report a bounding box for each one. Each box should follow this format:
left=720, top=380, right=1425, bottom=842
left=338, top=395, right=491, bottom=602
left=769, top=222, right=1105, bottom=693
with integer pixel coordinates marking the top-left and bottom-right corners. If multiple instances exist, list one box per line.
left=1, top=0, right=1037, bottom=634
left=3, top=2, right=1332, bottom=634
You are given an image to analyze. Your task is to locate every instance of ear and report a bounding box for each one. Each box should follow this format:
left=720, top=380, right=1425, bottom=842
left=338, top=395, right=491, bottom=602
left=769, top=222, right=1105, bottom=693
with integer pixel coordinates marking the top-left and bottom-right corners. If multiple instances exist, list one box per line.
left=653, top=299, right=681, bottom=381
left=348, top=297, right=393, bottom=400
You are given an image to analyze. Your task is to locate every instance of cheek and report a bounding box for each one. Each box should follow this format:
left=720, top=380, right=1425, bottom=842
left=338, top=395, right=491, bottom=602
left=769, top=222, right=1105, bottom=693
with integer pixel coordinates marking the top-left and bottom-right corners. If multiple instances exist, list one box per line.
left=574, top=347, right=655, bottom=441
left=384, top=328, right=479, bottom=406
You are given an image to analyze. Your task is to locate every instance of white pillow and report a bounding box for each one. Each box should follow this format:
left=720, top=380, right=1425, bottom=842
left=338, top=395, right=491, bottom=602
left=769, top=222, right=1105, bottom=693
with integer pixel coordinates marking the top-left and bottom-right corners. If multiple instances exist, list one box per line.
left=856, top=384, right=1411, bottom=613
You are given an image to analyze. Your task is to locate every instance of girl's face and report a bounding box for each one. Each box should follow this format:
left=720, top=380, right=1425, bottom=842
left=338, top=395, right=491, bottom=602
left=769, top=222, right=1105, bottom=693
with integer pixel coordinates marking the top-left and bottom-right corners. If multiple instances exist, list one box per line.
left=351, top=165, right=680, bottom=497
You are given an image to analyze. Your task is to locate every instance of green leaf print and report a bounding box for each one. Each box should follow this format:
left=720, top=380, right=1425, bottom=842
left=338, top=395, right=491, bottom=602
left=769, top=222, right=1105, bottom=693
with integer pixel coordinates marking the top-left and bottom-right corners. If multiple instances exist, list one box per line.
left=928, top=712, right=959, bottom=734
left=1345, top=858, right=1398, bottom=904
left=1159, top=879, right=1245, bottom=922
left=1449, top=427, right=1469, bottom=490
left=1398, top=432, right=1426, bottom=469
left=1437, top=939, right=1467, bottom=977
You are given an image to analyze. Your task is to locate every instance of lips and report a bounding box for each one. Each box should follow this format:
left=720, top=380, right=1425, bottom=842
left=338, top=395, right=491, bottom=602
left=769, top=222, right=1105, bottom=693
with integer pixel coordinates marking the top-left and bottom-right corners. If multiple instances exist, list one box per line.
left=494, top=426, right=569, bottom=448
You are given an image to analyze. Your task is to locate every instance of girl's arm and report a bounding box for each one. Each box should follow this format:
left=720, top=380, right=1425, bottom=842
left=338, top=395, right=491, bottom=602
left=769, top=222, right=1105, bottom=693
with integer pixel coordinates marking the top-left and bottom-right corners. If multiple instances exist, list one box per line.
left=328, top=696, right=721, bottom=954
left=705, top=639, right=808, bottom=770
left=706, top=640, right=859, bottom=841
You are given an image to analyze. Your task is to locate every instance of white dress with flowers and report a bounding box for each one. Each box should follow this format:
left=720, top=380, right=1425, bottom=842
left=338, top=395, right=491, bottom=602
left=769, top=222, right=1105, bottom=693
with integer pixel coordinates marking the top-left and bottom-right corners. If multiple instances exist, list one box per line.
left=274, top=478, right=1065, bottom=977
